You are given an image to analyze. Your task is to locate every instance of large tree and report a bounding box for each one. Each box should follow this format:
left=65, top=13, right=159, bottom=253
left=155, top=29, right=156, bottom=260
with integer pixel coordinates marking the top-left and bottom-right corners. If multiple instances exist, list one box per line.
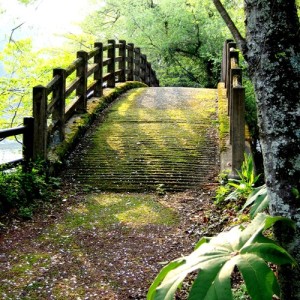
left=213, top=0, right=300, bottom=298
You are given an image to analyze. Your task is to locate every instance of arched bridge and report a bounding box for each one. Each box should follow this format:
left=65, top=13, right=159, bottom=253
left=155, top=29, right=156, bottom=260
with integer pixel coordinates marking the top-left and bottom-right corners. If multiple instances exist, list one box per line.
left=0, top=40, right=245, bottom=191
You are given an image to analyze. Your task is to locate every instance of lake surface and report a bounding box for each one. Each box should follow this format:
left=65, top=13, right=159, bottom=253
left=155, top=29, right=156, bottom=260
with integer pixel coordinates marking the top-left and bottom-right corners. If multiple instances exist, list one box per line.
left=0, top=139, right=22, bottom=164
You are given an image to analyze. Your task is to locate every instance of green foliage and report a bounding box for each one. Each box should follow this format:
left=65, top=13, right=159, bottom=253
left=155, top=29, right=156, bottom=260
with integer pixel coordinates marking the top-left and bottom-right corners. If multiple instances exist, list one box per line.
left=0, top=39, right=74, bottom=128
left=244, top=78, right=258, bottom=140
left=80, top=0, right=234, bottom=87
left=214, top=153, right=260, bottom=205
left=0, top=162, right=60, bottom=216
left=214, top=184, right=231, bottom=205
left=232, top=284, right=250, bottom=300
left=242, top=185, right=269, bottom=219
left=147, top=213, right=296, bottom=300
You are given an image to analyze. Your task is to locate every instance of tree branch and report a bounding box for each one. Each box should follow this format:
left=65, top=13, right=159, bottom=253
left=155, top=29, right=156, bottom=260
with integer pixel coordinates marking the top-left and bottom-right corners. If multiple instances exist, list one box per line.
left=212, top=0, right=247, bottom=54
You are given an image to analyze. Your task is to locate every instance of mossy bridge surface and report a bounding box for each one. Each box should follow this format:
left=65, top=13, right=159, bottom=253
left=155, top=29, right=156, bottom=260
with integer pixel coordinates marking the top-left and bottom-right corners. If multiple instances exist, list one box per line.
left=64, top=86, right=219, bottom=192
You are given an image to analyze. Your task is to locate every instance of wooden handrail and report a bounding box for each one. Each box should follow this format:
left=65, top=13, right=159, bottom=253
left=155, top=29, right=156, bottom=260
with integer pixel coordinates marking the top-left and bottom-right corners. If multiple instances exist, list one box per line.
left=0, top=117, right=34, bottom=171
left=31, top=40, right=159, bottom=161
left=221, top=39, right=245, bottom=176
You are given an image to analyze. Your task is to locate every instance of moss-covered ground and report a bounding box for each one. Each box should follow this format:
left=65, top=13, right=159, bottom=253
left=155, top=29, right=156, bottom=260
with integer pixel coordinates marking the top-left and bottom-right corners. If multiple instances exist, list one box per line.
left=64, top=87, right=219, bottom=192
left=0, top=86, right=226, bottom=299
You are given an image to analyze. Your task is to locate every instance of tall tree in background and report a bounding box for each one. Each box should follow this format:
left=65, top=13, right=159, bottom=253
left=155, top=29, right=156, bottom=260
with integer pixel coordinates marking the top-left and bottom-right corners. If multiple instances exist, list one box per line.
left=213, top=0, right=300, bottom=298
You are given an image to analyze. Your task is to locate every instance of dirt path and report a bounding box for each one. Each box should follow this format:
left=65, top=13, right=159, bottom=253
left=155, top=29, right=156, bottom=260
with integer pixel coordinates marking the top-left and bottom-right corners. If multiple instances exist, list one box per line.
left=0, top=87, right=223, bottom=299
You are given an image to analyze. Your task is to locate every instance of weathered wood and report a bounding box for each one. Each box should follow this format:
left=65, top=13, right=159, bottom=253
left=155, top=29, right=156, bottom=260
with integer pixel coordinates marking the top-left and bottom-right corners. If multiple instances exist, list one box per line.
left=221, top=39, right=233, bottom=83
left=0, top=126, right=25, bottom=138
left=231, top=86, right=245, bottom=177
left=134, top=47, right=141, bottom=81
left=140, top=54, right=146, bottom=83
left=76, top=51, right=88, bottom=111
left=226, top=41, right=236, bottom=98
left=52, top=68, right=66, bottom=142
left=94, top=42, right=103, bottom=96
left=127, top=43, right=134, bottom=81
left=107, top=39, right=116, bottom=87
left=119, top=40, right=126, bottom=82
left=33, top=85, right=47, bottom=160
left=22, top=117, right=34, bottom=170
left=227, top=48, right=238, bottom=115
left=229, top=67, right=242, bottom=142
left=18, top=39, right=159, bottom=168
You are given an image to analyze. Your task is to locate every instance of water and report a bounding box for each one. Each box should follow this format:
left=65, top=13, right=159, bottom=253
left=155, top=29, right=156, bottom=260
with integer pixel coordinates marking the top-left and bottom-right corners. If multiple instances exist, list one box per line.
left=0, top=139, right=22, bottom=164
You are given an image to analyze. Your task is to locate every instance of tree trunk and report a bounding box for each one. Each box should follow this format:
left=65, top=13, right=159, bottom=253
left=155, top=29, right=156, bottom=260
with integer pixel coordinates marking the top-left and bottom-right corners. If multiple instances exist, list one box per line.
left=244, top=1, right=300, bottom=298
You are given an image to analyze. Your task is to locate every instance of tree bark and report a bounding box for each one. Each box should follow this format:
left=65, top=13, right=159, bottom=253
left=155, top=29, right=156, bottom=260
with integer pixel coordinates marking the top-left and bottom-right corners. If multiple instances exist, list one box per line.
left=212, top=0, right=300, bottom=298
left=243, top=1, right=300, bottom=298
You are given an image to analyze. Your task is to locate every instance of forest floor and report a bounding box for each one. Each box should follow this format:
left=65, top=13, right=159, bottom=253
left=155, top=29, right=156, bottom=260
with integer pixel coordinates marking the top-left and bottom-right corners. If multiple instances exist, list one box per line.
left=0, top=182, right=244, bottom=300
left=0, top=86, right=245, bottom=299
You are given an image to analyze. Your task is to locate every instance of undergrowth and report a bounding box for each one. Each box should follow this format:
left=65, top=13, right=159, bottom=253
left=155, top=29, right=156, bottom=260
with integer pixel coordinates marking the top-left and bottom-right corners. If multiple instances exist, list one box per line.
left=0, top=162, right=60, bottom=218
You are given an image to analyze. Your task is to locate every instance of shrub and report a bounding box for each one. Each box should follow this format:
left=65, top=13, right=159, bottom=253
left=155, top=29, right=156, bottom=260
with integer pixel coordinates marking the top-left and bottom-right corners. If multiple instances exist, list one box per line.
left=0, top=162, right=59, bottom=216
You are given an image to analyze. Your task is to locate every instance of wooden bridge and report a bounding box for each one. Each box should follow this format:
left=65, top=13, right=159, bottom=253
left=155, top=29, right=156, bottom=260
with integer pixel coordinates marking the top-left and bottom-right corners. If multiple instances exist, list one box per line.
left=0, top=39, right=245, bottom=190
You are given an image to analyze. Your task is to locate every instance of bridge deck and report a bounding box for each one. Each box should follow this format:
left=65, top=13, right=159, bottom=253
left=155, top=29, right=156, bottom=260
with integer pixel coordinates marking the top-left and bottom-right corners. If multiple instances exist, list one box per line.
left=64, top=87, right=219, bottom=192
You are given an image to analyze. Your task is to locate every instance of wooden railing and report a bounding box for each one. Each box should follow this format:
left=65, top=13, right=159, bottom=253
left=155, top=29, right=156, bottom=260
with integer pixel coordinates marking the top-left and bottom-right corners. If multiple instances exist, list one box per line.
left=0, top=117, right=34, bottom=170
left=221, top=39, right=245, bottom=175
left=0, top=40, right=158, bottom=170
left=32, top=40, right=159, bottom=160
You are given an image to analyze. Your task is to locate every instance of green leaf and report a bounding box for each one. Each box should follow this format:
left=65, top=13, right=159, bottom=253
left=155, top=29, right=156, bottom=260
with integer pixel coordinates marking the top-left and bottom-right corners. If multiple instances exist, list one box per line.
left=147, top=259, right=185, bottom=300
left=242, top=185, right=269, bottom=218
left=241, top=243, right=296, bottom=266
left=189, top=258, right=234, bottom=300
left=264, top=215, right=296, bottom=231
left=194, top=236, right=210, bottom=250
left=148, top=213, right=296, bottom=300
left=237, top=254, right=280, bottom=300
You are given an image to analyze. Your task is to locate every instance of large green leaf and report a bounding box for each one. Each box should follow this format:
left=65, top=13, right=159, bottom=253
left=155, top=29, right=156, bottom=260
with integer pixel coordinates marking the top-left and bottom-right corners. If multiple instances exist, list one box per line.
left=236, top=254, right=280, bottom=300
left=242, top=185, right=269, bottom=218
left=147, top=213, right=296, bottom=300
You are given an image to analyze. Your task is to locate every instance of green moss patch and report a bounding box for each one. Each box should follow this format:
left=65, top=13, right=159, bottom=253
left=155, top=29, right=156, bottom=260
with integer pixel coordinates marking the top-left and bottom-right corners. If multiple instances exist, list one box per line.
left=65, top=87, right=219, bottom=191
left=61, top=193, right=178, bottom=230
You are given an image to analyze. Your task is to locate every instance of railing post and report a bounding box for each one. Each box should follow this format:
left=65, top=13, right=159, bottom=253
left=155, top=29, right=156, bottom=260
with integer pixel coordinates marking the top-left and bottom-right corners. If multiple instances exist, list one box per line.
left=228, top=48, right=239, bottom=116
left=119, top=40, right=126, bottom=82
left=52, top=68, right=66, bottom=141
left=145, top=62, right=151, bottom=86
left=32, top=85, right=47, bottom=160
left=76, top=50, right=88, bottom=111
left=94, top=42, right=103, bottom=97
left=226, top=41, right=236, bottom=95
left=107, top=39, right=116, bottom=87
left=22, top=117, right=34, bottom=171
left=140, top=54, right=146, bottom=83
left=222, top=39, right=233, bottom=83
left=230, top=68, right=243, bottom=144
left=127, top=43, right=134, bottom=81
left=231, top=86, right=245, bottom=176
left=134, top=47, right=141, bottom=81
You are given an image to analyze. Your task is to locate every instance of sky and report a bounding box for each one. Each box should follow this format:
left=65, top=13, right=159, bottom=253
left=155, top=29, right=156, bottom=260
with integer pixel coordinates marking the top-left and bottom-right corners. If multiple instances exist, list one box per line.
left=0, top=0, right=99, bottom=49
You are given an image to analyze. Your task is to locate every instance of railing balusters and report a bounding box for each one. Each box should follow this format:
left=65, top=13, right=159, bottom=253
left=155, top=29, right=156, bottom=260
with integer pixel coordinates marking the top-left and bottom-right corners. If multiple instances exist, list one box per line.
left=1, top=40, right=159, bottom=170
left=221, top=40, right=245, bottom=176
left=134, top=48, right=141, bottom=81
left=52, top=68, right=66, bottom=141
left=127, top=43, right=134, bottom=81
left=94, top=42, right=103, bottom=97
left=119, top=40, right=126, bottom=82
left=76, top=51, right=88, bottom=111
left=107, top=39, right=116, bottom=87
left=33, top=85, right=48, bottom=160
left=23, top=117, right=34, bottom=171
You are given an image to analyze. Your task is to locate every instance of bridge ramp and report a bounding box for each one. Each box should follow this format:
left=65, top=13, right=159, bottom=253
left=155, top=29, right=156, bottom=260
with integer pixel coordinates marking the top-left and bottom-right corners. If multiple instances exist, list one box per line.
left=65, top=87, right=219, bottom=192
